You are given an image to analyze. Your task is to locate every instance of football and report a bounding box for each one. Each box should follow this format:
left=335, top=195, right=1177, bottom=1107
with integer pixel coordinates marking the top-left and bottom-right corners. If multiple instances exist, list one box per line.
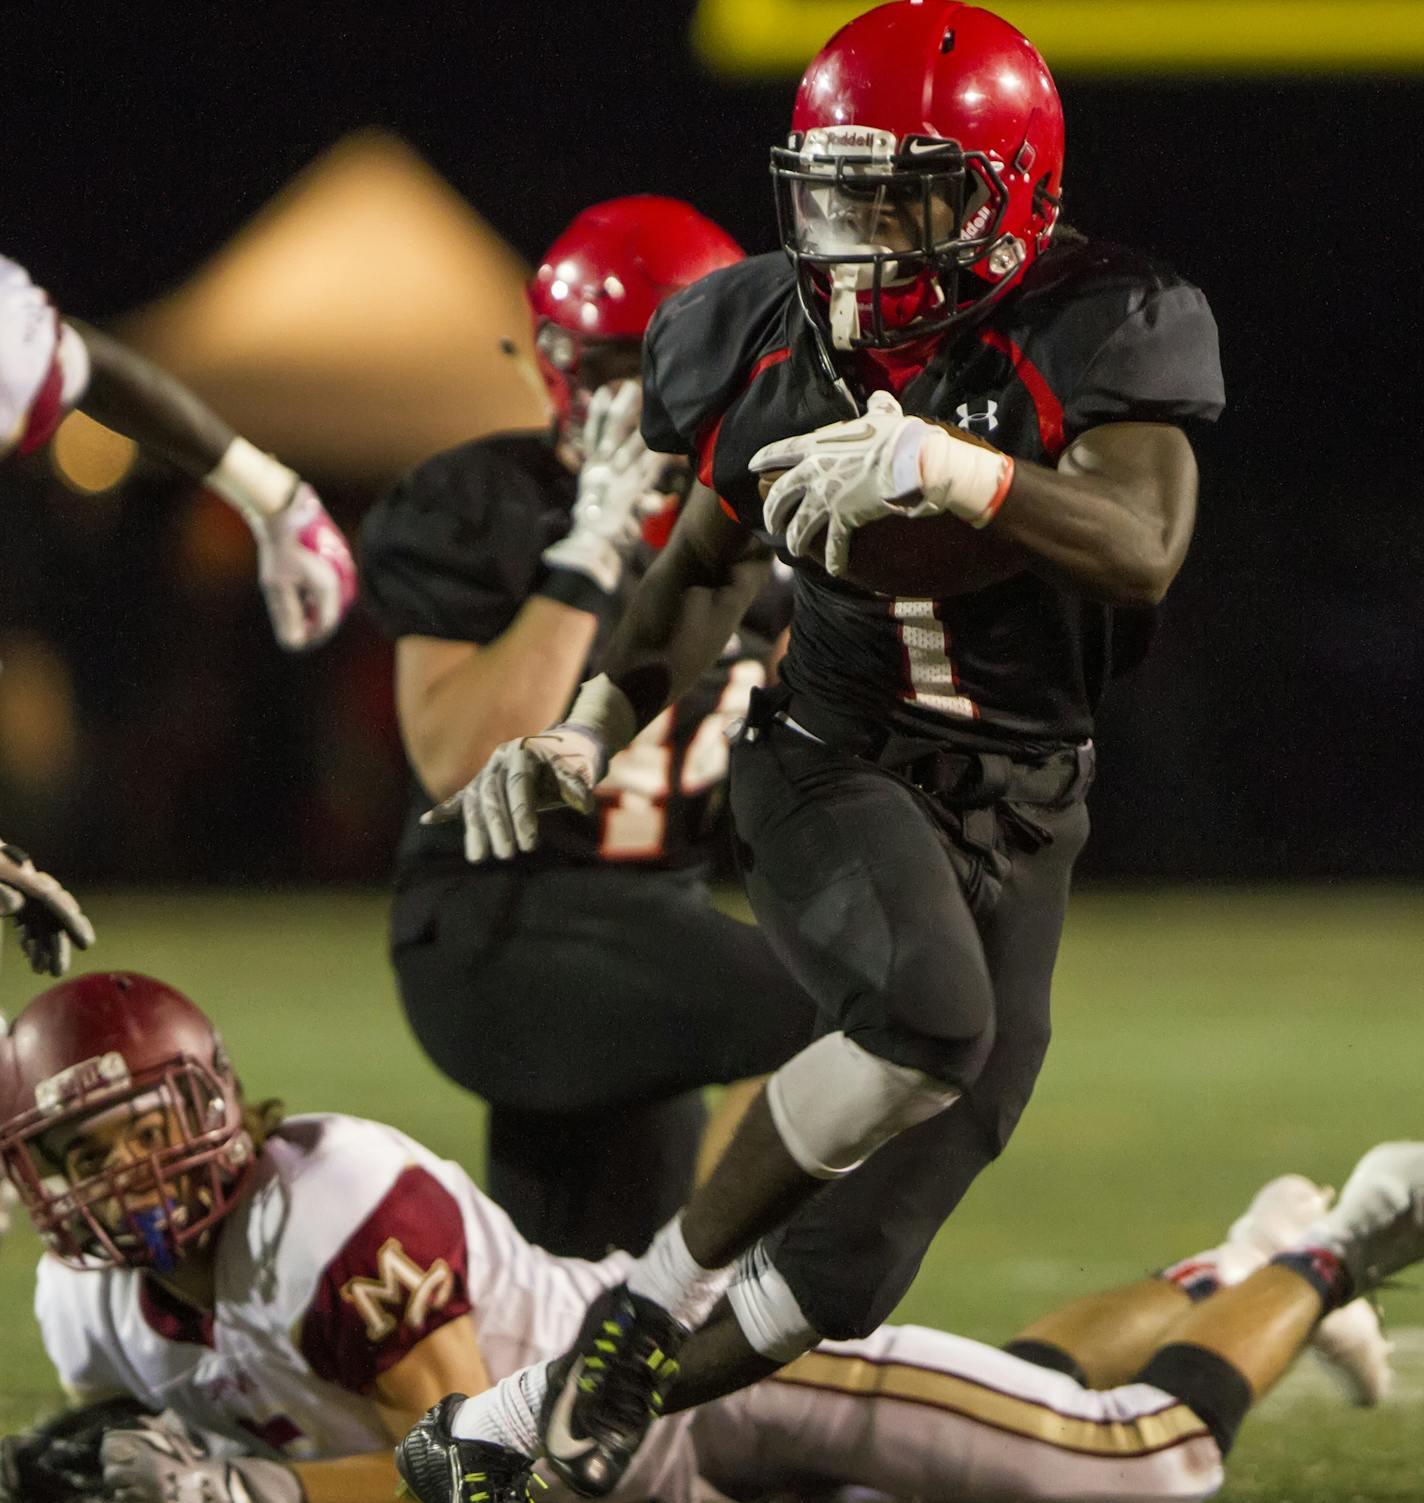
left=843, top=509, right=1027, bottom=598
left=757, top=472, right=1027, bottom=598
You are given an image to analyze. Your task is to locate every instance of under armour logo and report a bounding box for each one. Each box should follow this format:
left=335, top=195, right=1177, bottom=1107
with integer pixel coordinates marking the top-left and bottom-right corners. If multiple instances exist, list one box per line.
left=955, top=398, right=999, bottom=435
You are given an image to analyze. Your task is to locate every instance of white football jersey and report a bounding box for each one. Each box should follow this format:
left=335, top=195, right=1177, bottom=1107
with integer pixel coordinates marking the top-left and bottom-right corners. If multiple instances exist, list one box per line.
left=34, top=1112, right=1225, bottom=1502
left=0, top=256, right=61, bottom=453
left=35, top=1113, right=630, bottom=1463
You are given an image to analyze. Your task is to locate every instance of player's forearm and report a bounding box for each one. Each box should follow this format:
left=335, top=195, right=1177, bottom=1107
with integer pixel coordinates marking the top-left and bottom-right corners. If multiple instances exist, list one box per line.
left=990, top=423, right=1198, bottom=607
left=399, top=597, right=600, bottom=801
left=69, top=321, right=236, bottom=477
left=602, top=541, right=771, bottom=730
left=291, top=1449, right=400, bottom=1503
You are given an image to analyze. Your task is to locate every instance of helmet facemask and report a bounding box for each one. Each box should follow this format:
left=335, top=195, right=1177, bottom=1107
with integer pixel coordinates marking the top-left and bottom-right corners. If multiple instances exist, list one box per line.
left=0, top=1050, right=252, bottom=1272
left=532, top=321, right=642, bottom=461
left=772, top=126, right=1022, bottom=352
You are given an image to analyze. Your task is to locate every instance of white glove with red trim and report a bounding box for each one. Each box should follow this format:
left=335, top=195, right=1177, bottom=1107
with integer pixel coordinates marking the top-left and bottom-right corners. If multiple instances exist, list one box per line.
left=101, top=1416, right=300, bottom=1503
left=252, top=482, right=359, bottom=651
left=203, top=439, right=357, bottom=651
left=0, top=843, right=94, bottom=977
left=751, top=390, right=1014, bottom=578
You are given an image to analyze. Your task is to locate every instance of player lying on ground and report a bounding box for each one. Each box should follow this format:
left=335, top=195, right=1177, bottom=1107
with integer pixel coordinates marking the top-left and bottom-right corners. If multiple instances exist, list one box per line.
left=0, top=254, right=355, bottom=650
left=0, top=972, right=1412, bottom=1503
left=420, top=2, right=1225, bottom=1495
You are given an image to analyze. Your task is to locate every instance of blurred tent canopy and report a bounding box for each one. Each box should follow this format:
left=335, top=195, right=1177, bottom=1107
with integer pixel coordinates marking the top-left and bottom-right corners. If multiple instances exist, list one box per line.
left=117, top=130, right=548, bottom=486
left=695, top=0, right=1424, bottom=77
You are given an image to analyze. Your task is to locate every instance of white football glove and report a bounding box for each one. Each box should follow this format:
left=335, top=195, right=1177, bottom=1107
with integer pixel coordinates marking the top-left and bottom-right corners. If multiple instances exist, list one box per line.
left=250, top=482, right=358, bottom=651
left=203, top=439, right=358, bottom=651
left=101, top=1416, right=300, bottom=1503
left=541, top=380, right=666, bottom=596
left=750, top=390, right=1013, bottom=578
left=422, top=724, right=607, bottom=862
left=0, top=843, right=95, bottom=976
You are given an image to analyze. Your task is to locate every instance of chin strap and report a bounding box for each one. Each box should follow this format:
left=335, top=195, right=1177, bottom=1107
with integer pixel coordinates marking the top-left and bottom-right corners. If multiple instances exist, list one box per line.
left=827, top=264, right=863, bottom=350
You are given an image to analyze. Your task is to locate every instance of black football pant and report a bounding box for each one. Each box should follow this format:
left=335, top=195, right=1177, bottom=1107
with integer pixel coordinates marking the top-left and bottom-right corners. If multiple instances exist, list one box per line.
left=391, top=865, right=815, bottom=1259
left=729, top=714, right=1092, bottom=1339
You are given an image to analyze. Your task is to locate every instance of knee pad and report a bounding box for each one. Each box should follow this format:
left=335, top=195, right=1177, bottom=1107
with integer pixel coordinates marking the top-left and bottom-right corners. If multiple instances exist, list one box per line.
left=728, top=1241, right=819, bottom=1362
left=766, top=1031, right=960, bottom=1179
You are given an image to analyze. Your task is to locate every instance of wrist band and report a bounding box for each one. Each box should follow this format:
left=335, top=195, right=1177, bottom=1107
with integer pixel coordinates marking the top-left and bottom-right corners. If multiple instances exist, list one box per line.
left=203, top=437, right=298, bottom=522
left=917, top=424, right=1015, bottom=528
left=534, top=566, right=617, bottom=619
left=567, top=673, right=638, bottom=760
left=56, top=323, right=92, bottom=408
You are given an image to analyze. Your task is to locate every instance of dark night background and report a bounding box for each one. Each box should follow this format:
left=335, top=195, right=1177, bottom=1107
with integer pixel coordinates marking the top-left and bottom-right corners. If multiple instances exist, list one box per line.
left=1, top=2, right=1420, bottom=883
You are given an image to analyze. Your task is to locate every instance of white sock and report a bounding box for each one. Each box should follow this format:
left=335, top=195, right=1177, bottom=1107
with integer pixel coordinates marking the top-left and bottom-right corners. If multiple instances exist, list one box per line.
left=626, top=1213, right=732, bottom=1330
left=451, top=1365, right=548, bottom=1455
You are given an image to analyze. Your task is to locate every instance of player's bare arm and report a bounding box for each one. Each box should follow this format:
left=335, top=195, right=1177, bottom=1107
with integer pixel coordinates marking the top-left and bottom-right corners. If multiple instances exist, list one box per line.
left=991, top=420, right=1197, bottom=605
left=397, top=605, right=600, bottom=802
left=94, top=1320, right=494, bottom=1503
left=291, top=1320, right=494, bottom=1503
left=393, top=380, right=665, bottom=801
left=422, top=481, right=770, bottom=861
left=755, top=396, right=1196, bottom=607
left=67, top=319, right=357, bottom=649
left=70, top=320, right=233, bottom=476
left=599, top=480, right=773, bottom=727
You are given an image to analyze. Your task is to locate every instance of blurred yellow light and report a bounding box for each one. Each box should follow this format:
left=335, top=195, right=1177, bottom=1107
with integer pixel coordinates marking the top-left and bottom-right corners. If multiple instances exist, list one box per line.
left=174, top=490, right=256, bottom=603
left=695, top=0, right=1424, bottom=76
left=50, top=410, right=138, bottom=495
left=0, top=632, right=79, bottom=793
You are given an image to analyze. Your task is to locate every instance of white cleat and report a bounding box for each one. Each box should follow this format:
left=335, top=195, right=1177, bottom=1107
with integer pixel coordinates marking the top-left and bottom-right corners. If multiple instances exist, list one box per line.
left=1213, top=1172, right=1397, bottom=1405
left=1311, top=1142, right=1424, bottom=1297
left=1310, top=1297, right=1394, bottom=1405
left=1219, top=1173, right=1335, bottom=1284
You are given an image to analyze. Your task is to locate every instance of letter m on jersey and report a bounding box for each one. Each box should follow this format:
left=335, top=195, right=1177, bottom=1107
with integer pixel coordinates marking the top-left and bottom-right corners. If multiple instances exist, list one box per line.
left=340, top=1236, right=454, bottom=1342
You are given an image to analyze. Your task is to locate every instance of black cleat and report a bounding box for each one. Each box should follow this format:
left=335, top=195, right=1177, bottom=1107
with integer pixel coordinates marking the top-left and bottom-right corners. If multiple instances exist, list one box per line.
left=539, top=1285, right=687, bottom=1497
left=396, top=1395, right=542, bottom=1503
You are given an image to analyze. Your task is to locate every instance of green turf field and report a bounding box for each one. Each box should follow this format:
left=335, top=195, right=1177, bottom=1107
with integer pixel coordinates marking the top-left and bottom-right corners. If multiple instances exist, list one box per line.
left=1, top=887, right=1421, bottom=1500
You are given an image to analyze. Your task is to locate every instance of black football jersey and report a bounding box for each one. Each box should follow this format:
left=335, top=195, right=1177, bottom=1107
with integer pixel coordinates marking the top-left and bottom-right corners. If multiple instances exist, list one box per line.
left=361, top=432, right=788, bottom=879
left=642, top=233, right=1225, bottom=750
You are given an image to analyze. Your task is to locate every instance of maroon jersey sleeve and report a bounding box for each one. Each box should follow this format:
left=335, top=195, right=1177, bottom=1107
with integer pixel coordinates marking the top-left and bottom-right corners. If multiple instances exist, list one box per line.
left=298, top=1165, right=474, bottom=1391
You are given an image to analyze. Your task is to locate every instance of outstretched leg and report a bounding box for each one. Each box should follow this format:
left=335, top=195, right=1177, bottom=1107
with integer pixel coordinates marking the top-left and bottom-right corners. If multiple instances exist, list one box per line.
left=687, top=1143, right=1424, bottom=1503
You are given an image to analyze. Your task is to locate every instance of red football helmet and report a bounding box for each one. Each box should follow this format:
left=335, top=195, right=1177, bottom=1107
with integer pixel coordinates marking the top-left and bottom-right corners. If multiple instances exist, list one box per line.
left=772, top=0, right=1065, bottom=351
left=0, top=972, right=252, bottom=1271
left=527, top=195, right=743, bottom=451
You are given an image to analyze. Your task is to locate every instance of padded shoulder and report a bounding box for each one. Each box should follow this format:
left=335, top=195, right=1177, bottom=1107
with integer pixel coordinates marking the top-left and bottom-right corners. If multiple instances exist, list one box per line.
left=1004, top=232, right=1225, bottom=438
left=360, top=432, right=570, bottom=642
left=642, top=252, right=797, bottom=455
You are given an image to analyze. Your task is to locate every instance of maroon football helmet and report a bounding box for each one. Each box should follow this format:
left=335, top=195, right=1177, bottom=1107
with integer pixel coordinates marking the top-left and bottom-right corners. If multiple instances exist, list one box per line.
left=0, top=972, right=252, bottom=1271
left=771, top=0, right=1065, bottom=351
left=527, top=195, right=743, bottom=450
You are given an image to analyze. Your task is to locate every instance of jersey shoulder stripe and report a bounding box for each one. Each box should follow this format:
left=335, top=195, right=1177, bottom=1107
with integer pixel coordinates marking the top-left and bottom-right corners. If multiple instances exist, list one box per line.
left=643, top=252, right=797, bottom=459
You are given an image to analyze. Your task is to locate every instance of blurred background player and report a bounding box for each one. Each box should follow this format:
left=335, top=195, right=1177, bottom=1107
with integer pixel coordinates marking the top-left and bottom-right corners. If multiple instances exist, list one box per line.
left=0, top=971, right=1409, bottom=1503
left=360, top=197, right=815, bottom=1259
left=423, top=2, right=1227, bottom=1491
left=1, top=254, right=356, bottom=652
